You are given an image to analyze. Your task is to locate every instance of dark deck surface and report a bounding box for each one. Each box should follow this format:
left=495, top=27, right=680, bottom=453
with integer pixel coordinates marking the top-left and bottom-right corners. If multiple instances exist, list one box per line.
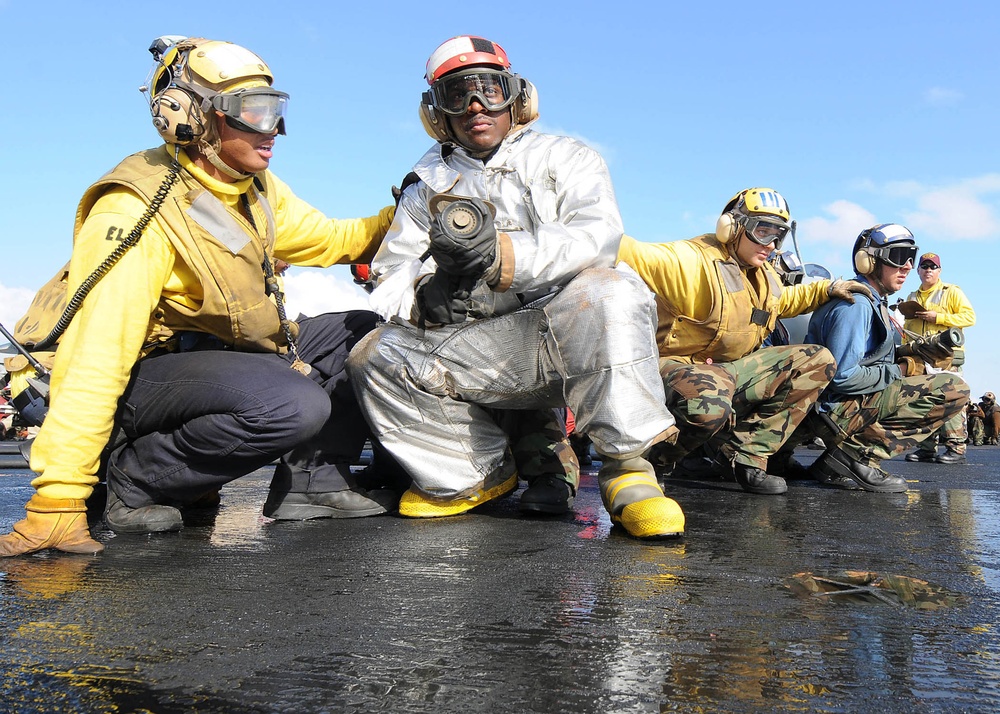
left=3, top=446, right=1000, bottom=713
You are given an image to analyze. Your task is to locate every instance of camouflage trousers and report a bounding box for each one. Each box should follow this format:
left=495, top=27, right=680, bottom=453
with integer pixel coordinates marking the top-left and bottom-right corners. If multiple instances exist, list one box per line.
left=495, top=408, right=580, bottom=491
left=656, top=344, right=836, bottom=470
left=915, top=366, right=967, bottom=455
left=969, top=415, right=986, bottom=446
left=817, top=373, right=970, bottom=465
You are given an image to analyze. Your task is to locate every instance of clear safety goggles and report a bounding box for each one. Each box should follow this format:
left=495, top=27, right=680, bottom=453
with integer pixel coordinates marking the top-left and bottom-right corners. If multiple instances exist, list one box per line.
left=211, top=87, right=289, bottom=134
left=743, top=216, right=791, bottom=248
left=428, top=70, right=519, bottom=116
left=871, top=243, right=919, bottom=268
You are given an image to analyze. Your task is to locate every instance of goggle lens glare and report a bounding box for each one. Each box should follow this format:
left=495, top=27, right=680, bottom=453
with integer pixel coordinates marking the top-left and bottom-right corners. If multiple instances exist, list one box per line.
left=431, top=71, right=518, bottom=116
left=744, top=217, right=789, bottom=247
left=215, top=88, right=289, bottom=134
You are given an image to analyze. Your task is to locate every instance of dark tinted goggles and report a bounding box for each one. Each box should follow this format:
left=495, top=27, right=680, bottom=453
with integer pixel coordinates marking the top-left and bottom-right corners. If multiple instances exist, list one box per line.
left=429, top=70, right=519, bottom=116
left=873, top=244, right=918, bottom=268
left=212, top=87, right=289, bottom=134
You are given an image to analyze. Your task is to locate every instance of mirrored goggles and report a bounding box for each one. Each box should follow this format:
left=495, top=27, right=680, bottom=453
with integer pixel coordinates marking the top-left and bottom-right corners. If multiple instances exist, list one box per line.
left=428, top=70, right=519, bottom=116
left=212, top=87, right=289, bottom=134
left=743, top=216, right=790, bottom=247
left=872, top=243, right=919, bottom=268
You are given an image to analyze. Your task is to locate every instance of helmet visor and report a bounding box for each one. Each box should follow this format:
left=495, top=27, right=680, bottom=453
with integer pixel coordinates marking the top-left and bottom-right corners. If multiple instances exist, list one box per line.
left=430, top=70, right=519, bottom=116
left=872, top=244, right=918, bottom=268
left=744, top=216, right=790, bottom=248
left=213, top=87, right=289, bottom=134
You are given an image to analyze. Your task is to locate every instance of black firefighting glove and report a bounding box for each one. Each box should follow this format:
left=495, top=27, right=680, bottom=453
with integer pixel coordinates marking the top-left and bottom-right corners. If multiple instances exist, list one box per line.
left=414, top=272, right=473, bottom=327
left=427, top=198, right=498, bottom=278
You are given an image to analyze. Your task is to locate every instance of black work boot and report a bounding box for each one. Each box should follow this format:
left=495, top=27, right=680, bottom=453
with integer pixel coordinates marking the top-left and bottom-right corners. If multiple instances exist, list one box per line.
left=935, top=447, right=967, bottom=465
left=733, top=464, right=788, bottom=495
left=812, top=448, right=906, bottom=493
left=905, top=449, right=937, bottom=462
left=520, top=474, right=575, bottom=515
left=766, top=451, right=811, bottom=480
left=263, top=462, right=397, bottom=520
left=712, top=449, right=786, bottom=495
left=104, top=487, right=183, bottom=534
left=104, top=458, right=184, bottom=534
left=812, top=467, right=861, bottom=490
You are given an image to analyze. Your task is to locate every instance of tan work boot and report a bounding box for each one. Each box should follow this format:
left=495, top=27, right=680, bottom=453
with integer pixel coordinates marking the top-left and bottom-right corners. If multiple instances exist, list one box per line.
left=598, top=455, right=684, bottom=538
left=0, top=495, right=103, bottom=556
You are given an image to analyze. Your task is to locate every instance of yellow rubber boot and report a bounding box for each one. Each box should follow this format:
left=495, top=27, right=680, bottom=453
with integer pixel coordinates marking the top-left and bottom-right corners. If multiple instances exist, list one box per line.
left=399, top=472, right=519, bottom=518
left=599, top=456, right=685, bottom=538
left=0, top=495, right=104, bottom=556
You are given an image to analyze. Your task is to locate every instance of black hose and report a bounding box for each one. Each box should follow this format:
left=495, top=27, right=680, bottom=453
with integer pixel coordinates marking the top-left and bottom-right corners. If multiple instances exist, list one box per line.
left=30, top=162, right=182, bottom=352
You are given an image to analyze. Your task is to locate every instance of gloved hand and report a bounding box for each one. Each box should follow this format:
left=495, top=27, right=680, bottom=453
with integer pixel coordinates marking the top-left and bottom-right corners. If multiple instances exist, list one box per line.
left=827, top=279, right=872, bottom=304
left=428, top=198, right=498, bottom=277
left=0, top=494, right=104, bottom=556
left=897, top=355, right=923, bottom=377
left=415, top=272, right=472, bottom=326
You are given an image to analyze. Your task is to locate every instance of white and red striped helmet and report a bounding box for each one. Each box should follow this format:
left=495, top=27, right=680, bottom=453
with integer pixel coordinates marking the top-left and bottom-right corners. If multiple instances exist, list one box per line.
left=425, top=36, right=511, bottom=84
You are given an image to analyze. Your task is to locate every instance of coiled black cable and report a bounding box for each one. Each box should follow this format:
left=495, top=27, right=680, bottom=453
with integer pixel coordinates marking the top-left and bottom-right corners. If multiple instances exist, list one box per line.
left=30, top=161, right=182, bottom=351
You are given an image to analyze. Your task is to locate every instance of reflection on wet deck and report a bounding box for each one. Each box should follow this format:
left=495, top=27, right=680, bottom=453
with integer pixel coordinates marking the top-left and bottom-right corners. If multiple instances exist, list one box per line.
left=3, top=448, right=1000, bottom=712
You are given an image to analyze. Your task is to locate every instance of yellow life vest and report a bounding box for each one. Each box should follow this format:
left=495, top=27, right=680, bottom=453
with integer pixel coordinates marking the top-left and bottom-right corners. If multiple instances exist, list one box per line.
left=657, top=235, right=784, bottom=364
left=78, top=147, right=293, bottom=354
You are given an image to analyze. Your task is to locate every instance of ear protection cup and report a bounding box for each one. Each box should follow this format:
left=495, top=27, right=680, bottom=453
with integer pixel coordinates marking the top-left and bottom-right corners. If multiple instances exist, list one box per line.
left=715, top=212, right=738, bottom=244
left=150, top=87, right=205, bottom=145
left=852, top=228, right=875, bottom=275
left=418, top=99, right=450, bottom=143
left=854, top=249, right=876, bottom=276
left=514, top=78, right=538, bottom=125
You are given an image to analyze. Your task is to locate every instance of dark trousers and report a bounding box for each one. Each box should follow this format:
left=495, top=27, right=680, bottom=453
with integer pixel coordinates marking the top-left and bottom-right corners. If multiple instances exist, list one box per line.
left=110, top=311, right=377, bottom=508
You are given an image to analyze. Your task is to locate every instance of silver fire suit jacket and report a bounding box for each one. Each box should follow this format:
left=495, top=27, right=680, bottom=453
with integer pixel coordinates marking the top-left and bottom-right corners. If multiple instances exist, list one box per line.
left=368, top=125, right=624, bottom=323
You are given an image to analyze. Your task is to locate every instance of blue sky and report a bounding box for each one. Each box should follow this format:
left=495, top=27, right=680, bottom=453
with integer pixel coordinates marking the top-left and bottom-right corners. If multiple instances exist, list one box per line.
left=1, top=1, right=997, bottom=400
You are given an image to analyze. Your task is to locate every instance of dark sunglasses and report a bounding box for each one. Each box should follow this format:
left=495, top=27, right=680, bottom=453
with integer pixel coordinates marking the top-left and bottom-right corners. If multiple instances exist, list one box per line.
left=919, top=263, right=939, bottom=270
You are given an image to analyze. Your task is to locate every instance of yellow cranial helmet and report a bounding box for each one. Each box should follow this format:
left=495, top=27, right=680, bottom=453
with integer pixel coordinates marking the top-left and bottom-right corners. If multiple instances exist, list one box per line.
left=145, top=36, right=288, bottom=145
left=716, top=188, right=792, bottom=246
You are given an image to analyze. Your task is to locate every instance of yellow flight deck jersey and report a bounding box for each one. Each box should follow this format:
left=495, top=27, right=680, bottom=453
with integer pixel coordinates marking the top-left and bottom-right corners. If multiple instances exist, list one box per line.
left=28, top=145, right=393, bottom=501
left=902, top=281, right=975, bottom=366
left=618, top=234, right=832, bottom=365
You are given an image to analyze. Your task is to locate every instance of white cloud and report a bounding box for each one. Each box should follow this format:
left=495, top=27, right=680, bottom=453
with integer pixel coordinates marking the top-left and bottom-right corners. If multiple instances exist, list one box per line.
left=797, top=199, right=877, bottom=246
left=904, top=186, right=1000, bottom=240
left=795, top=200, right=877, bottom=276
left=281, top=268, right=373, bottom=320
left=924, top=87, right=964, bottom=106
left=0, top=283, right=35, bottom=334
left=863, top=174, right=1000, bottom=241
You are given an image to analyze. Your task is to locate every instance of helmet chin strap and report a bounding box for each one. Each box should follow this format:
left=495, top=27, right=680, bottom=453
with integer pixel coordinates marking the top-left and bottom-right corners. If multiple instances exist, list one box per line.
left=202, top=142, right=254, bottom=180
left=868, top=262, right=895, bottom=298
left=730, top=230, right=752, bottom=269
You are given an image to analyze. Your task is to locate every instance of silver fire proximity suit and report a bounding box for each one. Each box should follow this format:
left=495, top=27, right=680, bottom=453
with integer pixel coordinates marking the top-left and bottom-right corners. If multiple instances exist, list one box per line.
left=348, top=126, right=674, bottom=498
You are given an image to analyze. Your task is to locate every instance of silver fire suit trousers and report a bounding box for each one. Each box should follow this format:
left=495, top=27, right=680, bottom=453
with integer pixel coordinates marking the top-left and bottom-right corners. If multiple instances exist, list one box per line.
left=347, top=266, right=673, bottom=498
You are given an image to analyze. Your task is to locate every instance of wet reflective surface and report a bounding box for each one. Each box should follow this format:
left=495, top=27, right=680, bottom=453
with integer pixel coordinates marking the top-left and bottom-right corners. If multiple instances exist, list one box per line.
left=3, top=447, right=1000, bottom=712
